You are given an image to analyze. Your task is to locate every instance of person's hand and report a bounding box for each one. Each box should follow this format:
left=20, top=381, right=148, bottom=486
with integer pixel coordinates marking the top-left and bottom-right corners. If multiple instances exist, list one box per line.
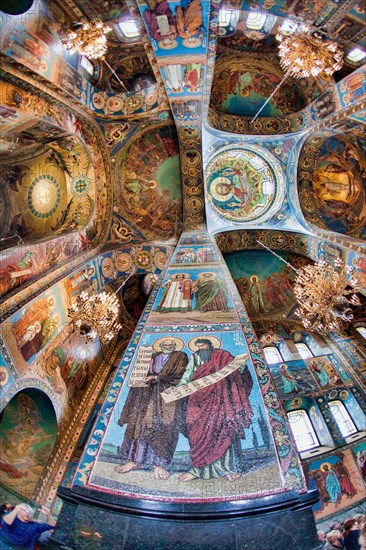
left=145, top=375, right=158, bottom=384
left=14, top=504, right=27, bottom=514
left=38, top=506, right=50, bottom=516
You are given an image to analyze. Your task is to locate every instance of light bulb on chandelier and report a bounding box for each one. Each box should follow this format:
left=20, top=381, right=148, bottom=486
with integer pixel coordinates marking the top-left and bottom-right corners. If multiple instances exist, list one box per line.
left=250, top=25, right=344, bottom=123
left=68, top=267, right=137, bottom=344
left=61, top=19, right=128, bottom=91
left=256, top=240, right=361, bottom=336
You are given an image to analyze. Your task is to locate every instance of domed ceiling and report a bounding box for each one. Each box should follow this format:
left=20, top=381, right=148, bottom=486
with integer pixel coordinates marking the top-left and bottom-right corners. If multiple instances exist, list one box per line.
left=0, top=136, right=94, bottom=242
left=211, top=54, right=307, bottom=117
left=115, top=123, right=183, bottom=240
left=205, top=145, right=285, bottom=223
left=298, top=132, right=366, bottom=238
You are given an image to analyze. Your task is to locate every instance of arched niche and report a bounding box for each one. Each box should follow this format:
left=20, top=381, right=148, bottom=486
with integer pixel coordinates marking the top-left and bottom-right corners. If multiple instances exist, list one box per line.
left=297, top=130, right=366, bottom=238
left=224, top=248, right=309, bottom=322
left=115, top=123, right=183, bottom=241
left=210, top=53, right=313, bottom=118
left=0, top=388, right=57, bottom=500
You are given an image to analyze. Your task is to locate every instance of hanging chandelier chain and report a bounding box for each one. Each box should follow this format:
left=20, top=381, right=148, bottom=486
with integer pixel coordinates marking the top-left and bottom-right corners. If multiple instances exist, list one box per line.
left=255, top=239, right=297, bottom=272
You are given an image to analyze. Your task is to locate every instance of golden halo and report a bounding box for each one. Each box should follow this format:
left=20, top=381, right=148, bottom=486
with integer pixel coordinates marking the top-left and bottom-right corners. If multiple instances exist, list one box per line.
left=158, top=39, right=178, bottom=50
left=199, top=272, right=215, bottom=278
left=320, top=462, right=332, bottom=472
left=0, top=366, right=9, bottom=387
left=152, top=336, right=185, bottom=352
left=171, top=272, right=190, bottom=280
left=188, top=335, right=222, bottom=351
left=182, top=37, right=202, bottom=48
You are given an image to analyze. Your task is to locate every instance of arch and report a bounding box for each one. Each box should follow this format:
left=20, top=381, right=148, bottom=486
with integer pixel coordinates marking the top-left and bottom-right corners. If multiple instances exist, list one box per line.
left=297, top=130, right=366, bottom=239
left=0, top=388, right=57, bottom=500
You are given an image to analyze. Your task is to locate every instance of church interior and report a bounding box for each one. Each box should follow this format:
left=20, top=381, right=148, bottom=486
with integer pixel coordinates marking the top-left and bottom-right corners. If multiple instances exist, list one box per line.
left=0, top=0, right=365, bottom=548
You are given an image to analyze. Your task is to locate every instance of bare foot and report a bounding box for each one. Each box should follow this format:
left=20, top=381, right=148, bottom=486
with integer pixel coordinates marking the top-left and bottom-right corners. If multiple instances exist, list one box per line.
left=115, top=462, right=140, bottom=474
left=225, top=473, right=241, bottom=482
left=153, top=466, right=170, bottom=480
left=178, top=472, right=198, bottom=482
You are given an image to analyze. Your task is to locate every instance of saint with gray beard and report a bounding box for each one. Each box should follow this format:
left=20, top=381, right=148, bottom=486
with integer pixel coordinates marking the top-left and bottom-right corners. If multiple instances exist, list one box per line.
left=115, top=338, right=188, bottom=480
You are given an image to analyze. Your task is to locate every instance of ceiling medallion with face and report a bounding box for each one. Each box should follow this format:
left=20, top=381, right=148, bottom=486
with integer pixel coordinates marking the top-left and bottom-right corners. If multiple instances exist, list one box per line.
left=205, top=145, right=285, bottom=223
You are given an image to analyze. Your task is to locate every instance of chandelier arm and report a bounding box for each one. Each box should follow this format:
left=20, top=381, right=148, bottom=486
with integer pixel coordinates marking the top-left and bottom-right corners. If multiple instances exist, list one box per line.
left=250, top=74, right=289, bottom=124
left=255, top=239, right=297, bottom=272
left=103, top=59, right=128, bottom=92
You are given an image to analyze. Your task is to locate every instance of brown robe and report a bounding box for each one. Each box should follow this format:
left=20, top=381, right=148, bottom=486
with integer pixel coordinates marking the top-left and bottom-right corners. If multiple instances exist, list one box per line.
left=118, top=350, right=188, bottom=463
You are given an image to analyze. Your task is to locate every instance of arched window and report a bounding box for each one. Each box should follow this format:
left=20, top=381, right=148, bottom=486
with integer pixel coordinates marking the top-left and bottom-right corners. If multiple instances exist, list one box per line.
left=356, top=326, right=366, bottom=340
left=329, top=400, right=357, bottom=438
left=287, top=410, right=320, bottom=452
left=263, top=346, right=283, bottom=364
left=295, top=342, right=313, bottom=360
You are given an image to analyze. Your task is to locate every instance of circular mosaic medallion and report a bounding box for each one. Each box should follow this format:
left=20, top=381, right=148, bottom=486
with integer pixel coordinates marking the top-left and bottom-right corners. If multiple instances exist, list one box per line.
left=0, top=366, right=9, bottom=387
left=206, top=145, right=284, bottom=223
left=27, top=175, right=61, bottom=219
left=134, top=250, right=152, bottom=269
left=70, top=173, right=92, bottom=197
left=115, top=252, right=132, bottom=272
left=101, top=257, right=115, bottom=278
left=153, top=250, right=167, bottom=270
left=144, top=88, right=158, bottom=106
left=106, top=96, right=124, bottom=113
left=92, top=92, right=106, bottom=109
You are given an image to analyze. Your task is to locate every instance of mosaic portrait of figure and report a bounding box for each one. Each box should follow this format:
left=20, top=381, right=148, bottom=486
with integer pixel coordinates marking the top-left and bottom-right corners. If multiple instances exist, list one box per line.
left=2, top=287, right=67, bottom=373
left=305, top=452, right=364, bottom=519
left=205, top=147, right=283, bottom=223
left=306, top=356, right=345, bottom=389
left=226, top=250, right=301, bottom=320
left=0, top=390, right=57, bottom=498
left=312, top=135, right=366, bottom=237
left=88, top=332, right=280, bottom=500
left=151, top=269, right=235, bottom=324
left=271, top=361, right=318, bottom=398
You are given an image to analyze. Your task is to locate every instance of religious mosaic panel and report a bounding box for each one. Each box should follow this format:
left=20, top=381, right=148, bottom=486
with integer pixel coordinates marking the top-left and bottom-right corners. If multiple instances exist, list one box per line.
left=211, top=55, right=307, bottom=118
left=205, top=145, right=285, bottom=223
left=298, top=133, right=366, bottom=238
left=0, top=389, right=57, bottom=500
left=225, top=250, right=307, bottom=320
left=82, top=330, right=280, bottom=501
left=304, top=450, right=366, bottom=520
left=73, top=232, right=304, bottom=504
left=115, top=124, right=183, bottom=241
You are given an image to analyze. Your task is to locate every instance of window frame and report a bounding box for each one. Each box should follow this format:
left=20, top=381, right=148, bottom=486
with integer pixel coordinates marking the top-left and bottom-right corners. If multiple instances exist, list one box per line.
left=295, top=342, right=314, bottom=360
left=287, top=409, right=320, bottom=452
left=328, top=400, right=358, bottom=438
left=263, top=345, right=283, bottom=364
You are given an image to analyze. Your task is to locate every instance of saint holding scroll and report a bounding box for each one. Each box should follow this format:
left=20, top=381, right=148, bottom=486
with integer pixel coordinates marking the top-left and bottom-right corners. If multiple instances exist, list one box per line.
left=178, top=338, right=253, bottom=482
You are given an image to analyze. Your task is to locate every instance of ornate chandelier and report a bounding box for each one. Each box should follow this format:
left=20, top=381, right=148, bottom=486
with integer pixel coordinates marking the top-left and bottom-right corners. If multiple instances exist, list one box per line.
left=294, top=257, right=360, bottom=336
left=62, top=19, right=111, bottom=59
left=276, top=27, right=344, bottom=78
left=68, top=269, right=136, bottom=344
left=61, top=19, right=128, bottom=91
left=251, top=26, right=343, bottom=123
left=68, top=290, right=122, bottom=344
left=256, top=241, right=361, bottom=335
